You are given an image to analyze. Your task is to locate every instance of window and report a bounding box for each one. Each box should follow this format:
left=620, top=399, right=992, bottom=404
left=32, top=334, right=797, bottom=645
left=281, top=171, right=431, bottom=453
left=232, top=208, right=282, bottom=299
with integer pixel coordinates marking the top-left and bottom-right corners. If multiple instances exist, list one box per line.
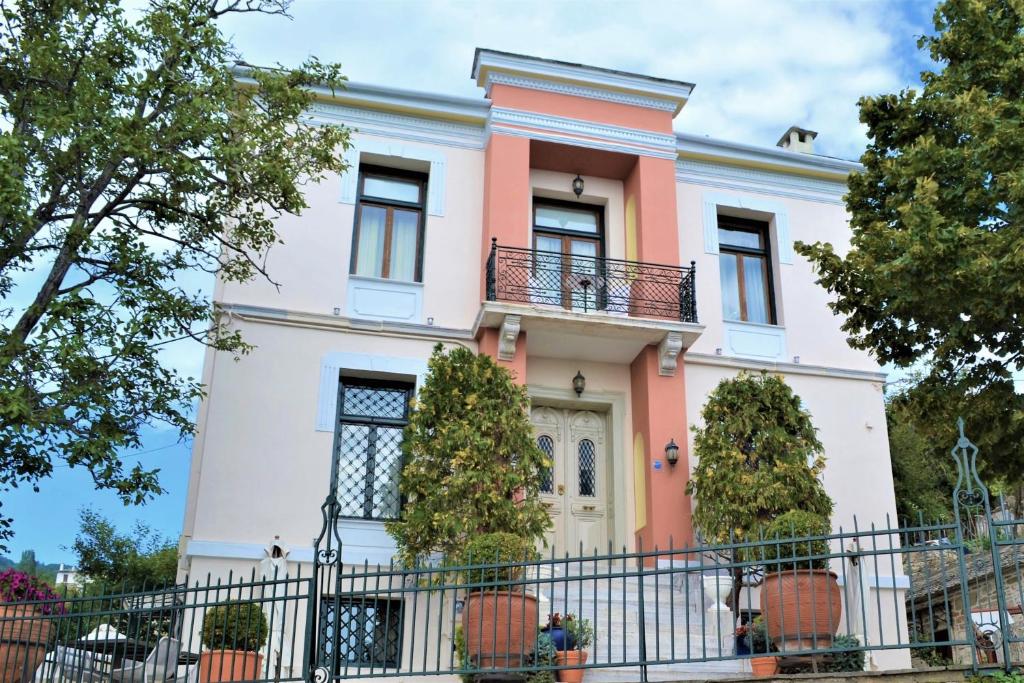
left=718, top=216, right=775, bottom=324
left=351, top=166, right=426, bottom=282
left=319, top=597, right=402, bottom=670
left=532, top=199, right=604, bottom=311
left=334, top=377, right=412, bottom=520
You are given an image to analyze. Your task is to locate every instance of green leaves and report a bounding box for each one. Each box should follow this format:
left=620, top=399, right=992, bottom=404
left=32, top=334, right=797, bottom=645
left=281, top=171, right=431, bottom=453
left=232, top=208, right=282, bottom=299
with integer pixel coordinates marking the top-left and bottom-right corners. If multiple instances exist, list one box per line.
left=796, top=0, right=1024, bottom=423
left=685, top=372, right=833, bottom=545
left=385, top=345, right=551, bottom=568
left=0, top=0, right=351, bottom=550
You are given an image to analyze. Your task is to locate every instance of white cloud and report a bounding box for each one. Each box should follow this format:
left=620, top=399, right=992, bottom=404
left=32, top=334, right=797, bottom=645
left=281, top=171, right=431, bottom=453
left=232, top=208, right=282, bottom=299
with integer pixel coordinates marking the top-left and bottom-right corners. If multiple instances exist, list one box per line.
left=221, top=0, right=933, bottom=159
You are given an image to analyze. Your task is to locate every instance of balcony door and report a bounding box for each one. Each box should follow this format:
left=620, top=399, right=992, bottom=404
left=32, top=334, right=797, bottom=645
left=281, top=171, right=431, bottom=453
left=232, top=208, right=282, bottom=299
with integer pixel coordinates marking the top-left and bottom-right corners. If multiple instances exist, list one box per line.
left=531, top=406, right=609, bottom=557
left=532, top=200, right=604, bottom=312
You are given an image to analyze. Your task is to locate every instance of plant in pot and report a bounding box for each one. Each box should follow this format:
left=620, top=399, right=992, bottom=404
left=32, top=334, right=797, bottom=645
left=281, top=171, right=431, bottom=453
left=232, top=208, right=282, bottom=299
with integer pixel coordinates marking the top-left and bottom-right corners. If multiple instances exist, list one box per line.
left=554, top=615, right=592, bottom=683
left=541, top=613, right=574, bottom=652
left=745, top=616, right=778, bottom=678
left=760, top=510, right=841, bottom=653
left=685, top=372, right=834, bottom=615
left=0, top=569, right=63, bottom=683
left=385, top=346, right=551, bottom=669
left=199, top=601, right=269, bottom=683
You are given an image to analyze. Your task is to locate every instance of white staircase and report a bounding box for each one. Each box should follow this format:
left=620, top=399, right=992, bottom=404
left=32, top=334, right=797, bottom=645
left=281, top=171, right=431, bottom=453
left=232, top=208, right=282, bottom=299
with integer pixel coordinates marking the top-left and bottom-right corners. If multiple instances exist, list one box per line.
left=536, top=564, right=748, bottom=681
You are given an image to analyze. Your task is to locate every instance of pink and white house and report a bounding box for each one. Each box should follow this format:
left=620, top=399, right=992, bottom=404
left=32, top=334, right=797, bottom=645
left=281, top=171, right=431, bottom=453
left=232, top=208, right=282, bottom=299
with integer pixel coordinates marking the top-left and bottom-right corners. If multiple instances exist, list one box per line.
left=178, top=49, right=906, bottom=676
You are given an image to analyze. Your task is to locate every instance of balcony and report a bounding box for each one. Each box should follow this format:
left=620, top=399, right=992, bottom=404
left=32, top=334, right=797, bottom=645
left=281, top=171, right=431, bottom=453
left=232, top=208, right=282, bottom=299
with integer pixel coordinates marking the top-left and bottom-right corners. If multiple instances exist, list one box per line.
left=477, top=240, right=704, bottom=369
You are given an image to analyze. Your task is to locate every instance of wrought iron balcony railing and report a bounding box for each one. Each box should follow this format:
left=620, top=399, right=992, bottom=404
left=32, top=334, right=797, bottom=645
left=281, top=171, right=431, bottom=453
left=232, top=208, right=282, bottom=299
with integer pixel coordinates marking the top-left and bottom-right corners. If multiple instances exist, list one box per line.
left=485, top=239, right=698, bottom=323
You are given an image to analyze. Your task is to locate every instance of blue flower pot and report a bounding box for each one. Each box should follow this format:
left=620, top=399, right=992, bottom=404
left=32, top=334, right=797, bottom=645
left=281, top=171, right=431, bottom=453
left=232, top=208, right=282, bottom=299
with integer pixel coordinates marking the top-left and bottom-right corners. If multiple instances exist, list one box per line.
left=541, top=626, right=576, bottom=651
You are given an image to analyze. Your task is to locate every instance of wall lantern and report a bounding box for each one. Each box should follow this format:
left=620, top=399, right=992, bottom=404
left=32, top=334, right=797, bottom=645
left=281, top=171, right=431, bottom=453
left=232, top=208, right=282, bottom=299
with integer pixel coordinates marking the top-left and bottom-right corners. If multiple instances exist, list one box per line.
left=572, top=370, right=586, bottom=397
left=572, top=174, right=585, bottom=198
left=664, top=438, right=680, bottom=466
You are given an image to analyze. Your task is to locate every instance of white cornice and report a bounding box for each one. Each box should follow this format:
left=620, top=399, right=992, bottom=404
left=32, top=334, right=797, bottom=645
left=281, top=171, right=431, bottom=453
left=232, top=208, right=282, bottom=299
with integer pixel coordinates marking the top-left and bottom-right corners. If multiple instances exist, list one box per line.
left=489, top=107, right=678, bottom=159
left=677, top=159, right=849, bottom=205
left=484, top=72, right=679, bottom=112
left=307, top=101, right=485, bottom=149
left=685, top=351, right=887, bottom=383
left=677, top=132, right=862, bottom=178
left=473, top=49, right=693, bottom=115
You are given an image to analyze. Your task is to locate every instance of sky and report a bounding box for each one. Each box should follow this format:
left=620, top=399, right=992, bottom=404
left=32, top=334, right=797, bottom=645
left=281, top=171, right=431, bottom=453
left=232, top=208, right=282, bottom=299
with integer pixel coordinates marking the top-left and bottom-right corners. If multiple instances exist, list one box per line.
left=4, top=0, right=941, bottom=565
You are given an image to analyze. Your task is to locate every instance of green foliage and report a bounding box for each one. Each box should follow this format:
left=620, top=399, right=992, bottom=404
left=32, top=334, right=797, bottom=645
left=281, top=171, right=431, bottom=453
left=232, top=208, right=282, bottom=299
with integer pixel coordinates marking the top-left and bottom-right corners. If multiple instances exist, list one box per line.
left=795, top=0, right=1024, bottom=484
left=887, top=372, right=1024, bottom=521
left=0, top=0, right=351, bottom=551
left=462, top=532, right=538, bottom=590
left=526, top=632, right=557, bottom=683
left=201, top=602, right=269, bottom=653
left=825, top=634, right=865, bottom=673
left=761, top=510, right=831, bottom=571
left=686, top=372, right=833, bottom=544
left=565, top=616, right=593, bottom=650
left=71, top=509, right=177, bottom=590
left=745, top=616, right=775, bottom=655
left=386, top=345, right=551, bottom=567
left=967, top=671, right=1024, bottom=683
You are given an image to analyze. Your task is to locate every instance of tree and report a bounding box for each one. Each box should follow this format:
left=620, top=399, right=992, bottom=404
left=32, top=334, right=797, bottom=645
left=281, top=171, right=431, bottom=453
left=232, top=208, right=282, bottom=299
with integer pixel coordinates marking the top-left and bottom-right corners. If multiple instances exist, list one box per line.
left=885, top=371, right=1024, bottom=522
left=0, top=0, right=351, bottom=551
left=686, top=372, right=833, bottom=544
left=386, top=345, right=551, bottom=567
left=70, top=509, right=177, bottom=589
left=796, top=0, right=1024, bottom=432
left=686, top=372, right=833, bottom=612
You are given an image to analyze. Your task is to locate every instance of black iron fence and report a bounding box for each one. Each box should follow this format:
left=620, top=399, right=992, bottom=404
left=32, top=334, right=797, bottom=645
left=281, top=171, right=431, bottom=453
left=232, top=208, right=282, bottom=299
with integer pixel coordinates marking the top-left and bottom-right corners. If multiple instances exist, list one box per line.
left=4, top=424, right=1023, bottom=682
left=485, top=239, right=698, bottom=323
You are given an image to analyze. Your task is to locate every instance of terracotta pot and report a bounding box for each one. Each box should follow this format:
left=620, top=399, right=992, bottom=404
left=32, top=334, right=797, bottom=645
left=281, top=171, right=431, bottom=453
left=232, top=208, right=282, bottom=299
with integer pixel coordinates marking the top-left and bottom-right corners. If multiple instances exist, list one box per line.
left=0, top=605, right=52, bottom=683
left=462, top=591, right=538, bottom=668
left=199, top=650, right=264, bottom=683
left=750, top=656, right=779, bottom=678
left=760, top=569, right=841, bottom=652
left=555, top=649, right=588, bottom=683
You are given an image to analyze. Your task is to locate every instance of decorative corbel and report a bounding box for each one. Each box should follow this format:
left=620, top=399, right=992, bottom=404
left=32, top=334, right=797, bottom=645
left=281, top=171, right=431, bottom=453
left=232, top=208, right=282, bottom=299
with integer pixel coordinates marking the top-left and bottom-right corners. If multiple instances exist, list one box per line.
left=658, top=331, right=684, bottom=376
left=498, top=314, right=521, bottom=361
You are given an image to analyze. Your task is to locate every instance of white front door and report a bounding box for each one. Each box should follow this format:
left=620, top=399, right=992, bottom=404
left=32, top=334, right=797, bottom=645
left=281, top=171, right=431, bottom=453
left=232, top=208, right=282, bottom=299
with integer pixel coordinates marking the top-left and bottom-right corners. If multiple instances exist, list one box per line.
left=531, top=407, right=609, bottom=557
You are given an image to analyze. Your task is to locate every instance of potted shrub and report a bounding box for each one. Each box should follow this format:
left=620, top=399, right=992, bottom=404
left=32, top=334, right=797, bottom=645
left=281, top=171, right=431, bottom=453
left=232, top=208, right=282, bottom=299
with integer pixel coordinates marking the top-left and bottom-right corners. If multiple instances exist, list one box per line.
left=461, top=532, right=539, bottom=668
left=685, top=372, right=833, bottom=614
left=0, top=570, right=62, bottom=683
left=554, top=615, right=592, bottom=683
left=760, top=510, right=841, bottom=653
left=199, top=601, right=269, bottom=683
left=386, top=347, right=551, bottom=667
left=745, top=616, right=778, bottom=678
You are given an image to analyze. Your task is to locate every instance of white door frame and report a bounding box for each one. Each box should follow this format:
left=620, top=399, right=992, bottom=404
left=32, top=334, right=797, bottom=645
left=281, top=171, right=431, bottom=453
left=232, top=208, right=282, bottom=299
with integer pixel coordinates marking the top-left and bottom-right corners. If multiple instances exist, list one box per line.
left=527, top=385, right=628, bottom=553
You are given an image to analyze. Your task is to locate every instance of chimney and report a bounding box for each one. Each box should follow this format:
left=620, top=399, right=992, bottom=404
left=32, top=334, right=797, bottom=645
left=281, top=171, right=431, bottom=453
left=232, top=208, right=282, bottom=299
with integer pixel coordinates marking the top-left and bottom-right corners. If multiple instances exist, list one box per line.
left=776, top=126, right=817, bottom=154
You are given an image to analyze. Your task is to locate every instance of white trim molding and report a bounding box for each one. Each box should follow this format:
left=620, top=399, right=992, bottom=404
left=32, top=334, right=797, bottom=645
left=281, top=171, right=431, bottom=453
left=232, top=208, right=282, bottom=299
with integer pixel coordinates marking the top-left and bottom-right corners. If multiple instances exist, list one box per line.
left=308, top=101, right=484, bottom=151
left=345, top=275, right=424, bottom=324
left=339, top=138, right=448, bottom=216
left=483, top=72, right=679, bottom=113
left=677, top=132, right=861, bottom=178
left=489, top=107, right=678, bottom=160
left=472, top=49, right=693, bottom=115
left=701, top=191, right=793, bottom=264
left=722, top=321, right=788, bottom=362
left=315, top=352, right=429, bottom=432
left=678, top=159, right=848, bottom=205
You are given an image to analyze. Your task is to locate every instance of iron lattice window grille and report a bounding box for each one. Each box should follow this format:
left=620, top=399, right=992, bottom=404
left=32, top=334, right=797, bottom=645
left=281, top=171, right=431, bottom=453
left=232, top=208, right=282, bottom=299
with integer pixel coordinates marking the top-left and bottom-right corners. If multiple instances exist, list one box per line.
left=333, top=377, right=412, bottom=520
left=318, top=597, right=403, bottom=671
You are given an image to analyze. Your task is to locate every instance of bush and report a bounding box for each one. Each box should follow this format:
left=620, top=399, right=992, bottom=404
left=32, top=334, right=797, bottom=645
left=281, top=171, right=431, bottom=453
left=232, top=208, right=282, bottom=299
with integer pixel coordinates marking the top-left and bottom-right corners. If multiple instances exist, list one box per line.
left=201, top=602, right=269, bottom=653
left=462, top=533, right=538, bottom=590
left=825, top=634, right=865, bottom=673
left=0, top=569, right=63, bottom=614
left=760, top=510, right=832, bottom=571
left=387, top=345, right=551, bottom=568
left=565, top=615, right=593, bottom=650
left=745, top=616, right=775, bottom=656
left=526, top=632, right=557, bottom=683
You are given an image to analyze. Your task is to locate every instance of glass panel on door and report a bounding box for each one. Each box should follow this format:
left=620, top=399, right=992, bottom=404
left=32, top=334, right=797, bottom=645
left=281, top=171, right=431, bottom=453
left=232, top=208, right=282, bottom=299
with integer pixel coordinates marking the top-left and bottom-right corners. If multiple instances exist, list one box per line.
left=568, top=239, right=599, bottom=312
left=533, top=235, right=563, bottom=306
